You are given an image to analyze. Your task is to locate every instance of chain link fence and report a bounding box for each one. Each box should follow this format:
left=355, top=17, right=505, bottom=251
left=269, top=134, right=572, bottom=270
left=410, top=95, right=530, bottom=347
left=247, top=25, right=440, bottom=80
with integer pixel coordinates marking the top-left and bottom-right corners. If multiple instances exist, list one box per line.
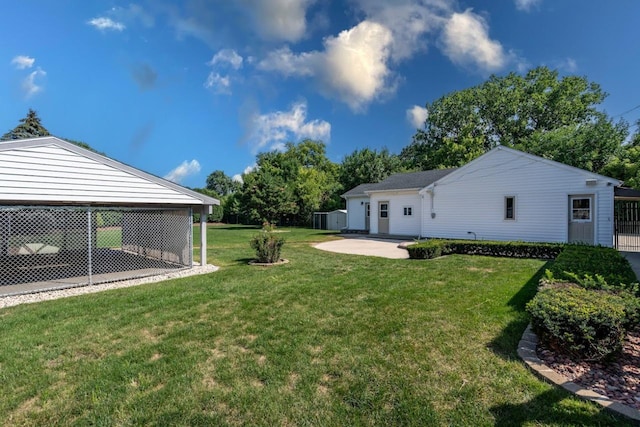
left=0, top=206, right=192, bottom=294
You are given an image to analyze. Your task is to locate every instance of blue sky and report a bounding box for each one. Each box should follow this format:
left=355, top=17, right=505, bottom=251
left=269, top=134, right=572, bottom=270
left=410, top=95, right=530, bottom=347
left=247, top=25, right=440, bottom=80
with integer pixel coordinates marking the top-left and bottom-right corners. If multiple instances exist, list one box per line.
left=2, top=0, right=639, bottom=189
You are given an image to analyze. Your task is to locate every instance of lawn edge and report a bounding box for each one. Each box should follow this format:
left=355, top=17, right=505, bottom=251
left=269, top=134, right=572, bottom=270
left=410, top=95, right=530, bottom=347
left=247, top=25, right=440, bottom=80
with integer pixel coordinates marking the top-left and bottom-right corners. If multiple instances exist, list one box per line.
left=518, top=324, right=640, bottom=423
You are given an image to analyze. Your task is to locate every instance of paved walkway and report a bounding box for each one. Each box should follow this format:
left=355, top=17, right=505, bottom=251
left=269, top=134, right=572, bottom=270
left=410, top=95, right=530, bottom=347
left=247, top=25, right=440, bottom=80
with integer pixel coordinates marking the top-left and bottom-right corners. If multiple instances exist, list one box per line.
left=314, top=237, right=411, bottom=259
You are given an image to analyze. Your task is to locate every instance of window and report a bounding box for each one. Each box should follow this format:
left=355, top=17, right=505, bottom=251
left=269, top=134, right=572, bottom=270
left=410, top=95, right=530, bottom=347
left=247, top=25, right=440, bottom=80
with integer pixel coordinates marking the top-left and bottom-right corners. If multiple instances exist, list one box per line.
left=504, top=196, right=515, bottom=220
left=571, top=197, right=591, bottom=221
left=366, top=203, right=370, bottom=217
left=403, top=206, right=413, bottom=216
left=379, top=203, right=388, bottom=218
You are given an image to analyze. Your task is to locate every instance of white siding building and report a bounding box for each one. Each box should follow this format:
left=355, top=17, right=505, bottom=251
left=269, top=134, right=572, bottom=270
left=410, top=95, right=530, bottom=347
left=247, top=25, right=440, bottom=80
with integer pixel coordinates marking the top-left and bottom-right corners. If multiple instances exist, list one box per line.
left=342, top=146, right=621, bottom=246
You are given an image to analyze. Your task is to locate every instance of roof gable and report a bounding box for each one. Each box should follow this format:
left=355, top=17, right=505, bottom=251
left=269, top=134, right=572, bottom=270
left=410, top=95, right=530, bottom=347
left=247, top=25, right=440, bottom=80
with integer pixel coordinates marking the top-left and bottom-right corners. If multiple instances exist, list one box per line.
left=420, top=146, right=621, bottom=192
left=0, top=136, right=219, bottom=206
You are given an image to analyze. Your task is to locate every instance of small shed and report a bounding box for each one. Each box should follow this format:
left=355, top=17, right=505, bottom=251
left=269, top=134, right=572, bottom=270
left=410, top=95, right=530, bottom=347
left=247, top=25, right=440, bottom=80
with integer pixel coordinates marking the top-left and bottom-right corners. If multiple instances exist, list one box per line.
left=313, top=210, right=347, bottom=230
left=0, top=136, right=219, bottom=295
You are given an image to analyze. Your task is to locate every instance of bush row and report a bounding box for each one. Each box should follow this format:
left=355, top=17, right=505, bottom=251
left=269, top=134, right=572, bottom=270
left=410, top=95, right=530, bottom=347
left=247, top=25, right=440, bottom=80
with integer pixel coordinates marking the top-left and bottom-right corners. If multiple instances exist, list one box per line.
left=527, top=245, right=639, bottom=361
left=546, top=244, right=637, bottom=288
left=407, top=239, right=563, bottom=260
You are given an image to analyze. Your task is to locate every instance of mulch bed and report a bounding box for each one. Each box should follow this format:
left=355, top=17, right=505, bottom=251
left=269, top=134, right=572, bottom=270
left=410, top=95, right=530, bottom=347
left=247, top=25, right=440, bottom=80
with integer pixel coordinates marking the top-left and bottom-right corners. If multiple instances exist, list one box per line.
left=537, top=327, right=640, bottom=409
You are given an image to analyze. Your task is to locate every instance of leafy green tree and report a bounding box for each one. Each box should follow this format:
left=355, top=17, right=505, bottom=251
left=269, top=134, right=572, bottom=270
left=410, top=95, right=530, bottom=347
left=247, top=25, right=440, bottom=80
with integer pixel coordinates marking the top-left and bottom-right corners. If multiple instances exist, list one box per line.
left=601, top=122, right=640, bottom=188
left=339, top=147, right=404, bottom=190
left=240, top=169, right=298, bottom=224
left=192, top=188, right=224, bottom=222
left=205, top=170, right=239, bottom=196
left=63, top=138, right=105, bottom=155
left=238, top=139, right=340, bottom=225
left=401, top=66, right=625, bottom=173
left=223, top=192, right=243, bottom=223
left=295, top=166, right=341, bottom=223
left=1, top=109, right=51, bottom=140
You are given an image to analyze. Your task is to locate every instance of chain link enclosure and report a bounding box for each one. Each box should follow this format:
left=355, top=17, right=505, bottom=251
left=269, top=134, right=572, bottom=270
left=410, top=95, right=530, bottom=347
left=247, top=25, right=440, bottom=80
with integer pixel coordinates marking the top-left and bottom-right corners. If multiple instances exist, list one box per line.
left=0, top=206, right=192, bottom=295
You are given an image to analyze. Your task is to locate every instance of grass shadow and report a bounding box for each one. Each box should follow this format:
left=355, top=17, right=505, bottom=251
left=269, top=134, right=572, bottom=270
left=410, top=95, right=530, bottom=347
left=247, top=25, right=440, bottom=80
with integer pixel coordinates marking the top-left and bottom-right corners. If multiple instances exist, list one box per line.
left=487, top=260, right=633, bottom=425
left=490, top=388, right=630, bottom=426
left=488, top=261, right=549, bottom=360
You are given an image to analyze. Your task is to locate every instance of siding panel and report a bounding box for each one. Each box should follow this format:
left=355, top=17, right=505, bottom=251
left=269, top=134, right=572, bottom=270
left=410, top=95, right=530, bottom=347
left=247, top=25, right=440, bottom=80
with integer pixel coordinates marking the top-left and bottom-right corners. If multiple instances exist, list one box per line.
left=0, top=145, right=201, bottom=205
left=422, top=148, right=616, bottom=246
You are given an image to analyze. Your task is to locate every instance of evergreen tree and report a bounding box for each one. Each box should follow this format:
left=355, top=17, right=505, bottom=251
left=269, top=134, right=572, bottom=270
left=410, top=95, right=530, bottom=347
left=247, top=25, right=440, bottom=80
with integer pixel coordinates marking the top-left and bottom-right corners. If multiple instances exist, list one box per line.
left=1, top=109, right=51, bottom=141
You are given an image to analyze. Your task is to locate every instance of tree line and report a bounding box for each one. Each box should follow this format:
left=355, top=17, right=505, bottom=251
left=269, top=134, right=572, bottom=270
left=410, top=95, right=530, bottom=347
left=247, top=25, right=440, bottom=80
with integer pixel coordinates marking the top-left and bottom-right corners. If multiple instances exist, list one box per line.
left=205, top=67, right=640, bottom=225
left=5, top=66, right=640, bottom=226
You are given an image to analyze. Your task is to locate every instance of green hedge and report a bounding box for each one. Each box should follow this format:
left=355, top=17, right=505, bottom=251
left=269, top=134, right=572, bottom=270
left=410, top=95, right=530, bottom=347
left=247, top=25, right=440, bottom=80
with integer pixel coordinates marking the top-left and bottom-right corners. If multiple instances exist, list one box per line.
left=547, top=244, right=637, bottom=288
left=527, top=286, right=629, bottom=361
left=407, top=239, right=563, bottom=260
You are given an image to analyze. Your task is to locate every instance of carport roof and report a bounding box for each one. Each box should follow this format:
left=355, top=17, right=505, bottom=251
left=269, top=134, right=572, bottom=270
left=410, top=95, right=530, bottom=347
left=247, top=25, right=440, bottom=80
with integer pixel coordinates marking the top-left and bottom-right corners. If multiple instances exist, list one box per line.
left=0, top=136, right=219, bottom=206
left=615, top=186, right=640, bottom=200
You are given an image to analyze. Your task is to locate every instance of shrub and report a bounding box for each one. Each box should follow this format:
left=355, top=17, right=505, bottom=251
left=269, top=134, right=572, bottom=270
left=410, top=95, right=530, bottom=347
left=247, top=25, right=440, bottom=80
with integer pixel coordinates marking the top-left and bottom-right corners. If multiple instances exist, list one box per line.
left=548, top=245, right=637, bottom=289
left=406, top=239, right=444, bottom=259
left=250, top=223, right=285, bottom=263
left=526, top=286, right=629, bottom=361
left=407, top=239, right=563, bottom=260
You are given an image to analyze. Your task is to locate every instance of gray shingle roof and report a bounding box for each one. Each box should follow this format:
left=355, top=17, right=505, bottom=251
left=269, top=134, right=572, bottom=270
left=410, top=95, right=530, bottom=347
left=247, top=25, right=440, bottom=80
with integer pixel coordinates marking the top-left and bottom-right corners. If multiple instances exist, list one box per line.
left=342, top=168, right=457, bottom=197
left=341, top=183, right=380, bottom=197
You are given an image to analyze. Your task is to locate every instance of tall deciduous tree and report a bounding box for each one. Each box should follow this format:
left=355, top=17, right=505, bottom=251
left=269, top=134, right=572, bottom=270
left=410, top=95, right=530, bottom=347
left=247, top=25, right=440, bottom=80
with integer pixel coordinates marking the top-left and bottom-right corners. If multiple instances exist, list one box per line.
left=206, top=170, right=239, bottom=196
left=339, top=147, right=404, bottom=191
left=237, top=139, right=340, bottom=225
left=240, top=169, right=298, bottom=224
left=401, top=67, right=626, bottom=174
left=601, top=121, right=640, bottom=188
left=1, top=109, right=51, bottom=141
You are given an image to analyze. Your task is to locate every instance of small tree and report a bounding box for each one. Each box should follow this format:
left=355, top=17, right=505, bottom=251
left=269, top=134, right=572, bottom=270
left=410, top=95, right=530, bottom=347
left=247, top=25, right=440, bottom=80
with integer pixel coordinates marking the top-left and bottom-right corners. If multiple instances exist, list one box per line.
left=250, top=222, right=285, bottom=263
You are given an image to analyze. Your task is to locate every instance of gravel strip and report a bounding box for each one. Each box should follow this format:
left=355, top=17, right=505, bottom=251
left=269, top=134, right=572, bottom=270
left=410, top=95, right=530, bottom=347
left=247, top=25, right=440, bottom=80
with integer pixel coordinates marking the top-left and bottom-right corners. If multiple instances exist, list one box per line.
left=0, top=264, right=219, bottom=309
left=537, top=327, right=640, bottom=410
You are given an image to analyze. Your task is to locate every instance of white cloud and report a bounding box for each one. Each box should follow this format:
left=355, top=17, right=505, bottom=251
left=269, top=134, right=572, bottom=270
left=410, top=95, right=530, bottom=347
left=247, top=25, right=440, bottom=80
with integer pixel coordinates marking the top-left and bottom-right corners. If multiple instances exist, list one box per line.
left=88, top=17, right=126, bottom=31
left=11, top=55, right=35, bottom=69
left=258, top=47, right=317, bottom=77
left=351, top=0, right=452, bottom=61
left=241, top=0, right=314, bottom=42
left=244, top=101, right=331, bottom=153
left=321, top=21, right=394, bottom=111
left=406, top=105, right=429, bottom=128
left=209, top=49, right=243, bottom=70
left=204, top=73, right=232, bottom=94
left=515, top=0, right=541, bottom=12
left=440, top=9, right=506, bottom=73
left=556, top=57, right=578, bottom=73
left=259, top=20, right=394, bottom=112
left=164, top=160, right=201, bottom=184
left=22, top=68, right=46, bottom=98
left=232, top=164, right=257, bottom=183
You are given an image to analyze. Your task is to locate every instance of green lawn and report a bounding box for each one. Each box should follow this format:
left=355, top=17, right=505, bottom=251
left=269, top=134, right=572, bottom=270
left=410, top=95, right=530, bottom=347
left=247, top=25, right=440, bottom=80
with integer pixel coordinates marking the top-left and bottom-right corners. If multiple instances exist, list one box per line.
left=0, top=225, right=631, bottom=426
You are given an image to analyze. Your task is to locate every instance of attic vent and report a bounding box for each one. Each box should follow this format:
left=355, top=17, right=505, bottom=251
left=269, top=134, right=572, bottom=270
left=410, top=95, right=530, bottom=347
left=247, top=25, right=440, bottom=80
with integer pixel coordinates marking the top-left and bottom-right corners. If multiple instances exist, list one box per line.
left=586, top=179, right=597, bottom=186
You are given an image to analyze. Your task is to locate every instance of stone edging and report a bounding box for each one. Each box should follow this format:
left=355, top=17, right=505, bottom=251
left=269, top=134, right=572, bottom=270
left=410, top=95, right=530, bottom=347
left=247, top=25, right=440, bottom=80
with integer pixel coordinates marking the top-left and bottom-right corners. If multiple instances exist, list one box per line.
left=517, top=324, right=640, bottom=422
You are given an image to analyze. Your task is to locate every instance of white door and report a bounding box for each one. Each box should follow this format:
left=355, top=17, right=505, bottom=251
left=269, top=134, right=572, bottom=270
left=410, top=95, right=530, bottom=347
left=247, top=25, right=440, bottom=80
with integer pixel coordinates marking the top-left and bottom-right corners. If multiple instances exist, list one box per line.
left=568, top=195, right=594, bottom=244
left=378, top=201, right=389, bottom=234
